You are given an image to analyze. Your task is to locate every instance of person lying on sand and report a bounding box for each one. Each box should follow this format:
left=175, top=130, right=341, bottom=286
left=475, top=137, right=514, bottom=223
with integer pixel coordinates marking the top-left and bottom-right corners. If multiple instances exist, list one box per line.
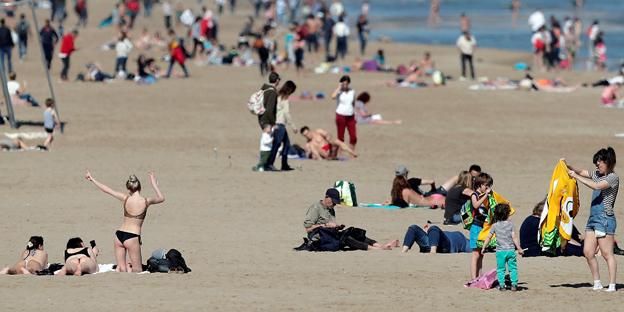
left=401, top=224, right=470, bottom=253
left=301, top=188, right=399, bottom=251
left=299, top=126, right=357, bottom=160
left=55, top=237, right=99, bottom=276
left=0, top=236, right=48, bottom=275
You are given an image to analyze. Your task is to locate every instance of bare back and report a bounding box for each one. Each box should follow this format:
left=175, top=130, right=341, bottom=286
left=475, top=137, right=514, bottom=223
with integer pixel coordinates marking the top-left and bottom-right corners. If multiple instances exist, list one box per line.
left=120, top=193, right=149, bottom=234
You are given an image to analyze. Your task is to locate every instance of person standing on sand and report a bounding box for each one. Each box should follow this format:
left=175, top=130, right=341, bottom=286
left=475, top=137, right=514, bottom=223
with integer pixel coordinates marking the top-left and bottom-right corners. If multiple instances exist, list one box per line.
left=0, top=18, right=15, bottom=73
left=563, top=148, right=619, bottom=292
left=332, top=75, right=357, bottom=152
left=39, top=19, right=59, bottom=70
left=333, top=16, right=349, bottom=60
left=59, top=29, right=78, bottom=81
left=258, top=72, right=280, bottom=170
left=456, top=31, right=476, bottom=80
left=357, top=13, right=369, bottom=56
left=85, top=171, right=165, bottom=273
left=266, top=80, right=296, bottom=171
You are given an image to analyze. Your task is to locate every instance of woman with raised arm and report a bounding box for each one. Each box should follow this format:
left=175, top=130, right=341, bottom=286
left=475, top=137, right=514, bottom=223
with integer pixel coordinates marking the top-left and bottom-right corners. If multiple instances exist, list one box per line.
left=563, top=147, right=619, bottom=292
left=85, top=170, right=165, bottom=272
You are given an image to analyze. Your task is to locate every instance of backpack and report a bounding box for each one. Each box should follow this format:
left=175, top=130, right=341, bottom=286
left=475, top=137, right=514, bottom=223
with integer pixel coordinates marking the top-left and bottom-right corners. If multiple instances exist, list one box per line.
left=333, top=180, right=358, bottom=206
left=247, top=87, right=272, bottom=115
left=17, top=21, right=28, bottom=37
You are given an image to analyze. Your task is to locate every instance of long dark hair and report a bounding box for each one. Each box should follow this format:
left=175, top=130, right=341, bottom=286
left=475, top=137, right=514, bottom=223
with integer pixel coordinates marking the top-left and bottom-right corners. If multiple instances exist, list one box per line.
left=278, top=80, right=297, bottom=99
left=391, top=176, right=410, bottom=200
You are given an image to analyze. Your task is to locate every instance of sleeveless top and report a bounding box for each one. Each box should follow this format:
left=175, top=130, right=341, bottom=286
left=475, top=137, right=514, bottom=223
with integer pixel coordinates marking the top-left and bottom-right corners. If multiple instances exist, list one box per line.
left=123, top=196, right=148, bottom=220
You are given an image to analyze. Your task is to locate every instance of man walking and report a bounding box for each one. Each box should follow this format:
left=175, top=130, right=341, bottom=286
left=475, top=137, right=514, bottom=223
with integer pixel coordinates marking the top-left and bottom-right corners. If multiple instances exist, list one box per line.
left=257, top=71, right=280, bottom=171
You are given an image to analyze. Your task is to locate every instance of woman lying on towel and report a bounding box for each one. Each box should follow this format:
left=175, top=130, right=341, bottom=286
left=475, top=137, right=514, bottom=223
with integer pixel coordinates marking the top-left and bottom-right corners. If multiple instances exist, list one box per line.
left=0, top=236, right=48, bottom=275
left=389, top=175, right=446, bottom=208
left=85, top=171, right=165, bottom=272
left=56, top=237, right=100, bottom=276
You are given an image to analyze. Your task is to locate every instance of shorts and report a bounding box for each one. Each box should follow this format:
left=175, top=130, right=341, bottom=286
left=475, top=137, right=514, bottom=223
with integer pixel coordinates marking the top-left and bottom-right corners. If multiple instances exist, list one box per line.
left=469, top=224, right=483, bottom=250
left=586, top=207, right=617, bottom=236
left=321, top=144, right=331, bottom=152
left=45, top=127, right=54, bottom=134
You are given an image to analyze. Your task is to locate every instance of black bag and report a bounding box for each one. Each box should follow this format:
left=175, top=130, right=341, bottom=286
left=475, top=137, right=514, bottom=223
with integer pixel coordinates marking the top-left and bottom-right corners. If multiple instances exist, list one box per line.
left=146, top=249, right=191, bottom=273
left=147, top=257, right=171, bottom=273
left=340, top=227, right=367, bottom=244
left=310, top=228, right=341, bottom=252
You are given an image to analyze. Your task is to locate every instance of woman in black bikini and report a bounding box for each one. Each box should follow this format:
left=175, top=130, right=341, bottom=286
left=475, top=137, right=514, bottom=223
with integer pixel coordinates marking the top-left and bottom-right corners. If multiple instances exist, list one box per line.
left=56, top=237, right=100, bottom=276
left=85, top=170, right=165, bottom=272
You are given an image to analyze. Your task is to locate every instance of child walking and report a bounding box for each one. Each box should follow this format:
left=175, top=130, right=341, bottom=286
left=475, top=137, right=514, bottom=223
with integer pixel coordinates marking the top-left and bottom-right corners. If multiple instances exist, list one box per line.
left=43, top=98, right=60, bottom=149
left=482, top=203, right=523, bottom=291
left=469, top=172, right=493, bottom=279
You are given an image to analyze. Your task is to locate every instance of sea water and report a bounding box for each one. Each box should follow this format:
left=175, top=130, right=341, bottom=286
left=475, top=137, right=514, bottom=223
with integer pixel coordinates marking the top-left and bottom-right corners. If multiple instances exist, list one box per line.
left=344, top=0, right=624, bottom=70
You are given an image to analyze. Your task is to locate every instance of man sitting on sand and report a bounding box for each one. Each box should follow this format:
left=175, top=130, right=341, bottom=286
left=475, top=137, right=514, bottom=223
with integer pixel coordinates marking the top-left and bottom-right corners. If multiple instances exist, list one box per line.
left=299, top=126, right=357, bottom=160
left=302, top=188, right=398, bottom=251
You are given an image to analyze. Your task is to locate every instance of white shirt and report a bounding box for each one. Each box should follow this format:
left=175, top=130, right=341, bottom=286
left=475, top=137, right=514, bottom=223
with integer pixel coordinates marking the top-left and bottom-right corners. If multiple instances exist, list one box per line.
left=259, top=132, right=273, bottom=152
left=333, top=22, right=349, bottom=37
left=335, top=89, right=355, bottom=116
left=456, top=35, right=476, bottom=55
left=7, top=81, right=19, bottom=95
left=115, top=38, right=133, bottom=57
left=607, top=76, right=624, bottom=85
left=589, top=24, right=600, bottom=41
left=162, top=2, right=172, bottom=16
left=528, top=10, right=545, bottom=32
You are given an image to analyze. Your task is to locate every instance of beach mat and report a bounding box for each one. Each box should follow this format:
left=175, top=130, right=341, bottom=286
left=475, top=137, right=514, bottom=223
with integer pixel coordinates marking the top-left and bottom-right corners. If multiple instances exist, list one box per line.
left=358, top=203, right=431, bottom=210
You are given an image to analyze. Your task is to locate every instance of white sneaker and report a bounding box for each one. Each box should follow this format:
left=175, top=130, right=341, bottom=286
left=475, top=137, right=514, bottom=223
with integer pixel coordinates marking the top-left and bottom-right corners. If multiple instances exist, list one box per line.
left=605, top=284, right=616, bottom=292
left=593, top=281, right=604, bottom=290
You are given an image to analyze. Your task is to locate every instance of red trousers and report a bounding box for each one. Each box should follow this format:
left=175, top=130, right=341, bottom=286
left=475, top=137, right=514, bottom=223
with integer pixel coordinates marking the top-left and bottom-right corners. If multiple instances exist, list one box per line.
left=335, top=113, right=357, bottom=145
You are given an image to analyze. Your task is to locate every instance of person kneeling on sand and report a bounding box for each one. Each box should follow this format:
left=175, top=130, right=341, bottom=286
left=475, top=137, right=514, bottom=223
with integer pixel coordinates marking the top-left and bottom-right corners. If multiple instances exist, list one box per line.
left=299, top=126, right=357, bottom=160
left=401, top=224, right=470, bottom=253
left=55, top=237, right=100, bottom=276
left=300, top=188, right=398, bottom=251
left=1, top=236, right=48, bottom=275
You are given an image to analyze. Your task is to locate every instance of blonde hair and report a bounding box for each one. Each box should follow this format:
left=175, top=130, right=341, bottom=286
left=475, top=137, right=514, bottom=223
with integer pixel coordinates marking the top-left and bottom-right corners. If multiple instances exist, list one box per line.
left=457, top=170, right=472, bottom=189
left=126, top=175, right=141, bottom=193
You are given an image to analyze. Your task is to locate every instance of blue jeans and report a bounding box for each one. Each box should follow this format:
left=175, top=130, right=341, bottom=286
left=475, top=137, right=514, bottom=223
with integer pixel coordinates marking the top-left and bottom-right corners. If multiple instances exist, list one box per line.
left=0, top=46, right=13, bottom=72
left=166, top=59, right=189, bottom=78
left=19, top=93, right=39, bottom=106
left=586, top=189, right=617, bottom=235
left=18, top=37, right=27, bottom=60
left=358, top=32, right=367, bottom=56
left=115, top=57, right=128, bottom=73
left=266, top=124, right=290, bottom=169
left=335, top=36, right=347, bottom=60
left=403, top=225, right=450, bottom=252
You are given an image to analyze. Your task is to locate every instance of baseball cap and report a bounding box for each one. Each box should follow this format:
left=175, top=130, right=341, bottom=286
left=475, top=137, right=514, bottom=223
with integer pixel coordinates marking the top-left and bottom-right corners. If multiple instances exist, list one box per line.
left=325, top=188, right=341, bottom=205
left=395, top=165, right=409, bottom=176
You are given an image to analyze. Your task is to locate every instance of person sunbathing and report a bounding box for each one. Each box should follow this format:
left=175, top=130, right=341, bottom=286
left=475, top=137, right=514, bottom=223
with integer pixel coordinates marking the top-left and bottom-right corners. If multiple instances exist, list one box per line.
left=0, top=236, right=48, bottom=275
left=299, top=126, right=357, bottom=160
left=55, top=237, right=99, bottom=276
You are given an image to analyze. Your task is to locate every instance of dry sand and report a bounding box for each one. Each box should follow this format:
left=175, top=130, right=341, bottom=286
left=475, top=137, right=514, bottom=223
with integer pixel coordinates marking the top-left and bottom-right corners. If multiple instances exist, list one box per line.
left=1, top=1, right=623, bottom=311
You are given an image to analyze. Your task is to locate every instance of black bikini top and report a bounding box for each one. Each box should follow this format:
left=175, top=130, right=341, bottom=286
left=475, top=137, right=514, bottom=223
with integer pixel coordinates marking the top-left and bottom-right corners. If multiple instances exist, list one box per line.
left=64, top=247, right=89, bottom=261
left=123, top=196, right=148, bottom=220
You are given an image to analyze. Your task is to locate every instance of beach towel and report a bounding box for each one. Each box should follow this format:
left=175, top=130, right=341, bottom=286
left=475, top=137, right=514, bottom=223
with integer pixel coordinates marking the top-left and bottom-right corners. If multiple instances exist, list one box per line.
left=475, top=192, right=516, bottom=248
left=99, top=15, right=113, bottom=28
left=538, top=160, right=579, bottom=254
left=464, top=269, right=498, bottom=289
left=358, top=203, right=431, bottom=210
left=334, top=180, right=357, bottom=206
left=95, top=263, right=116, bottom=273
left=4, top=132, right=48, bottom=140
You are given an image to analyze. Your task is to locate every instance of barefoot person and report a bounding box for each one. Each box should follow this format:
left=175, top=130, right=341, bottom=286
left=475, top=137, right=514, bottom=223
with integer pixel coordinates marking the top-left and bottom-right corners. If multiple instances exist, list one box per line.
left=85, top=171, right=165, bottom=272
left=299, top=126, right=357, bottom=160
left=303, top=188, right=398, bottom=250
left=563, top=147, right=619, bottom=292
left=56, top=237, right=99, bottom=276
left=1, top=236, right=47, bottom=275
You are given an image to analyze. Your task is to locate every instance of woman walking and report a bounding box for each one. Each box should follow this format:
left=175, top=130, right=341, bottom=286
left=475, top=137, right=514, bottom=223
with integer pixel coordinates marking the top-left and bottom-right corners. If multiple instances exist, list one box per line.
left=331, top=75, right=357, bottom=153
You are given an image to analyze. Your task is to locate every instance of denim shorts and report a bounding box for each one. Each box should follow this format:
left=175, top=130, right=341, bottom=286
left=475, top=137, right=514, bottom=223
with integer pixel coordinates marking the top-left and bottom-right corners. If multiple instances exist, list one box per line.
left=586, top=206, right=617, bottom=235
left=469, top=224, right=483, bottom=250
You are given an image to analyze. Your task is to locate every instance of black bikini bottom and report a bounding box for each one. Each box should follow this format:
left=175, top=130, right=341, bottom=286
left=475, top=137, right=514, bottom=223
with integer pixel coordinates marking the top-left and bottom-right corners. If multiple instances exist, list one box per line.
left=115, top=230, right=142, bottom=245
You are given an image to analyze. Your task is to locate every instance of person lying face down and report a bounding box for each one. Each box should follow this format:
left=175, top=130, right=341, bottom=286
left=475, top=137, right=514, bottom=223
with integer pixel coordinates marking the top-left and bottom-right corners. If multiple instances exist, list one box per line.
left=299, top=126, right=357, bottom=160
left=55, top=237, right=100, bottom=276
left=0, top=236, right=48, bottom=275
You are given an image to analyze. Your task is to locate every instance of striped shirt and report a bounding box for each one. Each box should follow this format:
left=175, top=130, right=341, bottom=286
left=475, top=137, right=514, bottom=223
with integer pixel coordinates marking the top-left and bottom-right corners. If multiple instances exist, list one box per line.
left=591, top=170, right=619, bottom=216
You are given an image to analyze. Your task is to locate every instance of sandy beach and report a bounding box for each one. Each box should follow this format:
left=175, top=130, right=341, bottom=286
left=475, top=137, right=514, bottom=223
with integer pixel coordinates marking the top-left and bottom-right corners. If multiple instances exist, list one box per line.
left=1, top=1, right=623, bottom=311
